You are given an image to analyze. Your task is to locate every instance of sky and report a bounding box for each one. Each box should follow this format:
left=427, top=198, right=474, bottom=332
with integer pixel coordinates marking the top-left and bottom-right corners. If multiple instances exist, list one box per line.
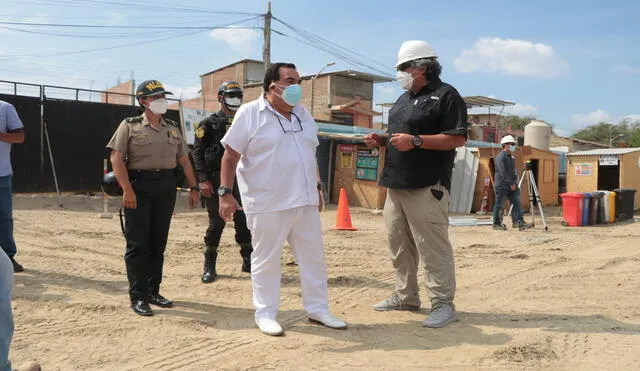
left=1, top=0, right=640, bottom=136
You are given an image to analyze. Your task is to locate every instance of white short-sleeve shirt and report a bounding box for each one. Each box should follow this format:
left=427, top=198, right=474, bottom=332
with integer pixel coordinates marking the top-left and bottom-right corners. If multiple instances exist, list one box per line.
left=221, top=94, right=320, bottom=214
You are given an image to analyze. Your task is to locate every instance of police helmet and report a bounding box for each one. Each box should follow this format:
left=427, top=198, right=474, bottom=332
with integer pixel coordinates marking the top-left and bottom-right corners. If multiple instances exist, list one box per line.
left=102, top=171, right=123, bottom=196
left=217, top=81, right=243, bottom=97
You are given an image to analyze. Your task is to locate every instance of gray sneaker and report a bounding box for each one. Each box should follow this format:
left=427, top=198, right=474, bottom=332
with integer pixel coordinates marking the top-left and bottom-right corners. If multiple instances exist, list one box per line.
left=422, top=303, right=457, bottom=328
left=373, top=293, right=420, bottom=311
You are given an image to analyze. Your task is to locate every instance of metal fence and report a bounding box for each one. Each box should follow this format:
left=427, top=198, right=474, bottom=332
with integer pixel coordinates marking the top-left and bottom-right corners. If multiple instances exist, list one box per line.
left=1, top=80, right=181, bottom=193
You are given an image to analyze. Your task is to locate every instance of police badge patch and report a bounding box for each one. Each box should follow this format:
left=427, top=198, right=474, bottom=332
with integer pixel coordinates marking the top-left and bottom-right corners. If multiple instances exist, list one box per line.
left=195, top=127, right=205, bottom=139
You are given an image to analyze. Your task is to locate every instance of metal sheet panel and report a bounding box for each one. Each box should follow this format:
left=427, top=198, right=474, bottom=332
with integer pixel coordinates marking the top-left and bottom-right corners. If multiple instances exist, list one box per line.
left=449, top=147, right=479, bottom=214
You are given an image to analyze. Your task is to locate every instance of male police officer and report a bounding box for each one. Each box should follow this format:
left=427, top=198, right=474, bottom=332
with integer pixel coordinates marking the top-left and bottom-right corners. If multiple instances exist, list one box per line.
left=192, top=81, right=253, bottom=283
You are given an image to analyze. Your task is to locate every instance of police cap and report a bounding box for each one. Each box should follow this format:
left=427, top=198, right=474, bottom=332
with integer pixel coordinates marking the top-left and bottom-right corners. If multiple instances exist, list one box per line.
left=136, top=80, right=173, bottom=99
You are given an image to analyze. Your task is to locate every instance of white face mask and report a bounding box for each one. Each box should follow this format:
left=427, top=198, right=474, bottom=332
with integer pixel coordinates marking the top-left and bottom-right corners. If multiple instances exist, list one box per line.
left=148, top=98, right=168, bottom=115
left=508, top=144, right=517, bottom=152
left=396, top=71, right=415, bottom=90
left=224, top=97, right=242, bottom=111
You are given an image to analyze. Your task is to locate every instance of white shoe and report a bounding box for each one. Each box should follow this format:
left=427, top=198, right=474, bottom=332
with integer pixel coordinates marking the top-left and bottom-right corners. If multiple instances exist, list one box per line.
left=256, top=318, right=284, bottom=336
left=308, top=313, right=347, bottom=329
left=422, top=304, right=457, bottom=328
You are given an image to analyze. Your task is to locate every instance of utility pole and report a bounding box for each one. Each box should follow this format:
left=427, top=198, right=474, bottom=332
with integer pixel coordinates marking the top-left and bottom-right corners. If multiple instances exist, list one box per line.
left=263, top=1, right=272, bottom=73
left=130, top=70, right=135, bottom=106
left=310, top=61, right=335, bottom=118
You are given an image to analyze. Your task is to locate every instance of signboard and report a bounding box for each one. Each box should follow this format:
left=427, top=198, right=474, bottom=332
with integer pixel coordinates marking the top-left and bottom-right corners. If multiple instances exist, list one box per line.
left=599, top=154, right=619, bottom=166
left=575, top=163, right=593, bottom=176
left=341, top=152, right=352, bottom=168
left=355, top=147, right=379, bottom=181
left=339, top=144, right=357, bottom=152
left=180, top=107, right=214, bottom=145
left=356, top=168, right=377, bottom=180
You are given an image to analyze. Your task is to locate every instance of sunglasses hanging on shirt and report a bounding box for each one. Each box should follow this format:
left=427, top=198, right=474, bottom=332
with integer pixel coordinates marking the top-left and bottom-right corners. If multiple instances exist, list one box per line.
left=272, top=111, right=303, bottom=133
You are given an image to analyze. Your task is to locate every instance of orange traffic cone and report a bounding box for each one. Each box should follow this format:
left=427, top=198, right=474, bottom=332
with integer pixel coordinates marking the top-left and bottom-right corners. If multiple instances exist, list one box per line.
left=335, top=188, right=357, bottom=230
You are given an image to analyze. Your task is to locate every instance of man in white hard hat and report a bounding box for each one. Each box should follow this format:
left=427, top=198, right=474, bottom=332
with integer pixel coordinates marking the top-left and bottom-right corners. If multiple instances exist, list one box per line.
left=364, top=40, right=467, bottom=328
left=493, top=135, right=533, bottom=231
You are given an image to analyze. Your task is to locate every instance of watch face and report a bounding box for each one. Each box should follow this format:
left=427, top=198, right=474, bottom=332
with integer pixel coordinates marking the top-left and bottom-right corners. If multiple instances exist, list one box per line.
left=413, top=136, right=422, bottom=146
left=217, top=187, right=225, bottom=196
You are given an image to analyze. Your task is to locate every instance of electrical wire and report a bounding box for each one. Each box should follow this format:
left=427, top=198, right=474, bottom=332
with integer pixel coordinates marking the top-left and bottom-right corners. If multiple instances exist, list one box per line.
left=0, top=29, right=204, bottom=59
left=272, top=27, right=393, bottom=78
left=7, top=0, right=261, bottom=15
left=0, top=20, right=262, bottom=30
left=274, top=16, right=391, bottom=73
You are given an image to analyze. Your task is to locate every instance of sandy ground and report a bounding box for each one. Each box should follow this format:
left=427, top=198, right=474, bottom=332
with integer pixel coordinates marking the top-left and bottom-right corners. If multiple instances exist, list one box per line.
left=6, top=193, right=640, bottom=370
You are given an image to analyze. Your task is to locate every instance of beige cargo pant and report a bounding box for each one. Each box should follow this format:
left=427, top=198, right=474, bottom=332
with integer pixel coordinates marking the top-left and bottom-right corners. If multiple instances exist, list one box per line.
left=383, top=184, right=456, bottom=308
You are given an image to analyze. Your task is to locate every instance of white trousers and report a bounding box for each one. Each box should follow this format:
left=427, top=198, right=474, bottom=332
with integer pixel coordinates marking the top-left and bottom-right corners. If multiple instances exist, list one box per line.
left=245, top=205, right=329, bottom=321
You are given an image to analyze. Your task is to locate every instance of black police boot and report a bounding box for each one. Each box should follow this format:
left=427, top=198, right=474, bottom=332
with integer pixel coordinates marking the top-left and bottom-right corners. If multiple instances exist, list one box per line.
left=201, top=250, right=218, bottom=283
left=240, top=243, right=253, bottom=273
left=131, top=299, right=153, bottom=316
left=9, top=256, right=24, bottom=273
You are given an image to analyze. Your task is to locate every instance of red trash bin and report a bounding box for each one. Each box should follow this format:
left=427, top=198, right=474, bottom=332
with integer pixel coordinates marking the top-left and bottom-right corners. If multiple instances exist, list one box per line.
left=560, top=192, right=584, bottom=227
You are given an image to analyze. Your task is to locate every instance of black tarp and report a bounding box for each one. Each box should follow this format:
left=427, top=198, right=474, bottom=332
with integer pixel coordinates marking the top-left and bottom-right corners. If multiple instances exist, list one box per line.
left=1, top=93, right=179, bottom=192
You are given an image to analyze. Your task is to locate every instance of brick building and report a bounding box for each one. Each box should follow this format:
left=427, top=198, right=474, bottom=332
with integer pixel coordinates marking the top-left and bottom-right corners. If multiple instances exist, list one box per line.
left=101, top=80, right=135, bottom=106
left=168, top=59, right=391, bottom=128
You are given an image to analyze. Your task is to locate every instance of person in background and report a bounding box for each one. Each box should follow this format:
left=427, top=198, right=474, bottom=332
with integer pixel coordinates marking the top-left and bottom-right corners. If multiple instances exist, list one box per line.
left=0, top=100, right=25, bottom=273
left=191, top=81, right=253, bottom=283
left=1, top=250, right=41, bottom=371
left=492, top=135, right=533, bottom=231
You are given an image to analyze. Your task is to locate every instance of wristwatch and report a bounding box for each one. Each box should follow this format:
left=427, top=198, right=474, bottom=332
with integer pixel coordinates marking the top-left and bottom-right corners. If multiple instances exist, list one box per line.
left=412, top=135, right=423, bottom=148
left=217, top=186, right=233, bottom=196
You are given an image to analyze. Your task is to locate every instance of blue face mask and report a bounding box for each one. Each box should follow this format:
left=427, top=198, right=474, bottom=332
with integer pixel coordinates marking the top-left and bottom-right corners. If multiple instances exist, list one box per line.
left=274, top=83, right=302, bottom=107
left=508, top=144, right=517, bottom=152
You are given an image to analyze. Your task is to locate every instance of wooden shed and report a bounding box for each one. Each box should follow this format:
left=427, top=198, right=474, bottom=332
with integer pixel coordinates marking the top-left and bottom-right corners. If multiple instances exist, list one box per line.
left=472, top=145, right=559, bottom=212
left=332, top=143, right=386, bottom=209
left=566, top=148, right=640, bottom=207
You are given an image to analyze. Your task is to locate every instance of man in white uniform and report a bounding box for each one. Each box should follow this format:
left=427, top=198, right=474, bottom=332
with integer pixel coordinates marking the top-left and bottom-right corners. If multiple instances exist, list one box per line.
left=218, top=62, right=346, bottom=336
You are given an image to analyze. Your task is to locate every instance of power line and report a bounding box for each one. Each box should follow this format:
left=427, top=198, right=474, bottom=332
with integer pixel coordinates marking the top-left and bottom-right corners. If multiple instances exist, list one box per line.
left=272, top=18, right=392, bottom=77
left=272, top=27, right=393, bottom=78
left=8, top=0, right=261, bottom=15
left=0, top=20, right=262, bottom=30
left=0, top=26, right=182, bottom=38
left=0, top=29, right=204, bottom=59
left=274, top=17, right=391, bottom=72
left=0, top=15, right=262, bottom=39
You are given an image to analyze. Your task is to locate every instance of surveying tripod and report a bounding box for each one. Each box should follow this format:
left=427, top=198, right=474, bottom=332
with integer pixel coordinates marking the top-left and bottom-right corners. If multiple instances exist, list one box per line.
left=507, top=160, right=549, bottom=231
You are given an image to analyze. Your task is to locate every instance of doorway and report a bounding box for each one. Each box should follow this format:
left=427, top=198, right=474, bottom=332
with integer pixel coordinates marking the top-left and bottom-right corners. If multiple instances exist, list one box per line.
left=597, top=164, right=620, bottom=190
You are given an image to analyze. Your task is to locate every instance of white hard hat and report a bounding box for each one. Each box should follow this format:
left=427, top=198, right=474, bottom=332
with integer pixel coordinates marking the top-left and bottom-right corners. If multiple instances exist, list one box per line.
left=500, top=135, right=517, bottom=145
left=395, top=40, right=438, bottom=68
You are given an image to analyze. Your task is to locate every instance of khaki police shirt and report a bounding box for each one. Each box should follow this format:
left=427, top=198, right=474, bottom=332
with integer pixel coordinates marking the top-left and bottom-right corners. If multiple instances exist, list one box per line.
left=106, top=112, right=188, bottom=170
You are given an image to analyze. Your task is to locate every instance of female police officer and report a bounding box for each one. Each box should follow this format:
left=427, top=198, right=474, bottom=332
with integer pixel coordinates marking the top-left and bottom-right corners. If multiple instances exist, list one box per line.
left=107, top=80, right=199, bottom=316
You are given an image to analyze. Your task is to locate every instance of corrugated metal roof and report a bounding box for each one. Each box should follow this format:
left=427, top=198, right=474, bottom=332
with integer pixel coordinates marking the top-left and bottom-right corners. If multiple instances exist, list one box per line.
left=464, top=96, right=515, bottom=108
left=466, top=140, right=501, bottom=148
left=380, top=96, right=516, bottom=109
left=567, top=148, right=640, bottom=156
